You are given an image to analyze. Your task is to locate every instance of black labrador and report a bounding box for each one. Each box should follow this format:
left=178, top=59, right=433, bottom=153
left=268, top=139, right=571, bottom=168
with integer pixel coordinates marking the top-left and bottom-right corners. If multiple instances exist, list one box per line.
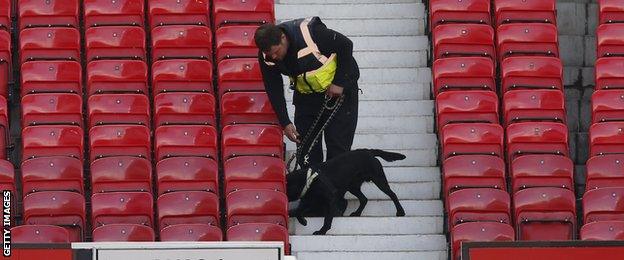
left=287, top=149, right=406, bottom=235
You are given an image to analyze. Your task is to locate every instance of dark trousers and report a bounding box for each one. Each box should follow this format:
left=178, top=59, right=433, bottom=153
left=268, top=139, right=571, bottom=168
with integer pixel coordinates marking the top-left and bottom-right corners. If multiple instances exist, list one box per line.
left=294, top=88, right=359, bottom=167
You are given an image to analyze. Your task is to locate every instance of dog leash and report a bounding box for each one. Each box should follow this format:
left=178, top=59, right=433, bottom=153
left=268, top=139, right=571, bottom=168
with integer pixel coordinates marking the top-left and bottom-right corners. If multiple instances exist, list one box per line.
left=287, top=95, right=344, bottom=173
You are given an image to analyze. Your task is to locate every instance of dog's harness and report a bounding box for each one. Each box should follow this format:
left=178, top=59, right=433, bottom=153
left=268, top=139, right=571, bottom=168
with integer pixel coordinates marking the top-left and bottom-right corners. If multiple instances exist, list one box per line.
left=299, top=168, right=319, bottom=199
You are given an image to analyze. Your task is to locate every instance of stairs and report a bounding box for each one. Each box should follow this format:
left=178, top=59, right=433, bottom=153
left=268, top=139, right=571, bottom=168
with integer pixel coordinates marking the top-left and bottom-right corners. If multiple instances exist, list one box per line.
left=275, top=1, right=447, bottom=259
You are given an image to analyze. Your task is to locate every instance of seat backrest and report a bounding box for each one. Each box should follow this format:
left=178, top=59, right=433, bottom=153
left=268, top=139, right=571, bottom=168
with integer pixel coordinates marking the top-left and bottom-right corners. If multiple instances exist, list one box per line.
left=87, top=94, right=150, bottom=127
left=21, top=156, right=84, bottom=196
left=436, top=90, right=499, bottom=134
left=600, top=0, right=624, bottom=24
left=589, top=122, right=624, bottom=156
left=432, top=57, right=495, bottom=97
left=0, top=30, right=10, bottom=98
left=0, top=0, right=9, bottom=31
left=154, top=92, right=216, bottom=126
left=154, top=125, right=218, bottom=161
left=91, top=191, right=154, bottom=227
left=89, top=124, right=151, bottom=161
left=151, top=59, right=213, bottom=95
left=510, top=154, right=573, bottom=193
left=151, top=25, right=212, bottom=61
left=20, top=60, right=82, bottom=96
left=503, top=89, right=565, bottom=126
left=159, top=223, right=222, bottom=241
left=597, top=24, right=624, bottom=58
left=226, top=223, right=289, bottom=255
left=19, top=28, right=81, bottom=63
left=586, top=154, right=624, bottom=191
left=224, top=156, right=286, bottom=195
left=12, top=225, right=71, bottom=243
left=87, top=60, right=149, bottom=95
left=494, top=0, right=556, bottom=26
left=90, top=156, right=152, bottom=193
left=580, top=221, right=624, bottom=240
left=448, top=188, right=511, bottom=228
left=21, top=93, right=83, bottom=128
left=213, top=0, right=275, bottom=28
left=441, top=123, right=504, bottom=160
left=226, top=189, right=288, bottom=228
left=22, top=125, right=84, bottom=161
left=217, top=58, right=264, bottom=96
left=215, top=25, right=259, bottom=62
left=451, top=222, right=514, bottom=260
left=592, top=89, right=624, bottom=123
left=148, top=0, right=209, bottom=28
left=156, top=157, right=219, bottom=196
left=84, top=0, right=145, bottom=28
left=429, top=0, right=491, bottom=30
left=18, top=0, right=79, bottom=29
left=583, top=187, right=624, bottom=223
left=513, top=187, right=576, bottom=240
left=92, top=224, right=155, bottom=242
left=500, top=56, right=563, bottom=92
left=442, top=155, right=506, bottom=196
left=85, top=26, right=146, bottom=62
left=22, top=191, right=86, bottom=242
left=157, top=191, right=220, bottom=229
left=595, top=57, right=624, bottom=90
left=432, top=24, right=496, bottom=61
left=221, top=124, right=284, bottom=161
left=220, top=92, right=279, bottom=125
left=0, top=159, right=14, bottom=194
left=506, top=122, right=569, bottom=162
left=496, top=23, right=559, bottom=63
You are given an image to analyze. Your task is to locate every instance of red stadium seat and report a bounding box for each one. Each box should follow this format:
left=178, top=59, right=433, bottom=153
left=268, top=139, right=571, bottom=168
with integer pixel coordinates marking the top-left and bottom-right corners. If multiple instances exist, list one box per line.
left=84, top=0, right=145, bottom=28
left=89, top=124, right=151, bottom=161
left=160, top=224, right=222, bottom=241
left=23, top=191, right=86, bottom=242
left=447, top=188, right=511, bottom=228
left=21, top=156, right=84, bottom=196
left=595, top=57, right=624, bottom=90
left=85, top=26, right=146, bottom=61
left=90, top=156, right=152, bottom=193
left=22, top=125, right=84, bottom=161
left=215, top=25, right=259, bottom=61
left=21, top=93, right=83, bottom=128
left=436, top=90, right=499, bottom=134
left=503, top=89, right=565, bottom=126
left=217, top=58, right=264, bottom=96
left=510, top=154, right=574, bottom=193
left=590, top=122, right=624, bottom=156
left=12, top=225, right=71, bottom=243
left=154, top=125, right=218, bottom=161
left=0, top=159, right=14, bottom=194
left=432, top=57, right=495, bottom=96
left=154, top=92, right=216, bottom=126
left=221, top=92, right=279, bottom=125
left=581, top=221, right=624, bottom=240
left=429, top=0, right=491, bottom=30
left=213, top=0, right=274, bottom=28
left=496, top=23, right=559, bottom=63
left=500, top=56, right=563, bottom=92
left=0, top=30, right=9, bottom=98
left=151, top=59, right=213, bottom=95
left=156, top=157, right=219, bottom=196
left=451, top=222, right=514, bottom=260
left=87, top=94, right=150, bottom=127
left=441, top=123, right=504, bottom=160
left=148, top=0, right=210, bottom=28
left=513, top=187, right=576, bottom=240
left=91, top=191, right=154, bottom=227
left=227, top=223, right=290, bottom=255
left=592, top=89, right=624, bottom=123
left=20, top=61, right=82, bottom=96
left=432, top=24, right=495, bottom=60
left=599, top=0, right=624, bottom=24
left=597, top=24, right=624, bottom=58
left=226, top=189, right=288, bottom=227
left=224, top=156, right=286, bottom=194
left=19, top=28, right=81, bottom=63
left=157, top=191, right=220, bottom=229
left=494, top=0, right=556, bottom=26
left=87, top=60, right=148, bottom=95
left=92, top=224, right=155, bottom=242
left=151, top=25, right=212, bottom=61
left=0, top=0, right=8, bottom=31
left=506, top=122, right=568, bottom=162
left=18, top=0, right=79, bottom=29
left=221, top=124, right=284, bottom=161
left=586, top=154, right=624, bottom=191
left=583, top=187, right=624, bottom=223
left=442, top=155, right=506, bottom=197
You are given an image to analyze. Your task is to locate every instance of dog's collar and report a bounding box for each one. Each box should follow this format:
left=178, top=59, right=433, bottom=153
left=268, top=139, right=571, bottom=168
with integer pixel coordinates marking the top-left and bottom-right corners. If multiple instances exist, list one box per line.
left=299, top=168, right=319, bottom=199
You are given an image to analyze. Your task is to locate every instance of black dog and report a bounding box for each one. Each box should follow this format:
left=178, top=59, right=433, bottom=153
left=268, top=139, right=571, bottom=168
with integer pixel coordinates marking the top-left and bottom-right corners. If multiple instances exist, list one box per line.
left=287, top=149, right=406, bottom=235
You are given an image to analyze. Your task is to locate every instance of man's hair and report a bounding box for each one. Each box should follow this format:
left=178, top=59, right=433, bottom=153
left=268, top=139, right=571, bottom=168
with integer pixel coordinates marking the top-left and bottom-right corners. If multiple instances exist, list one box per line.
left=254, top=24, right=283, bottom=52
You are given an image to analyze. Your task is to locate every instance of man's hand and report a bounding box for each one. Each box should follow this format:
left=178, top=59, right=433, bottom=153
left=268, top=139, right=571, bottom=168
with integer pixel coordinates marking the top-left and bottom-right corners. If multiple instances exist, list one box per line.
left=284, top=123, right=300, bottom=143
left=326, top=84, right=344, bottom=98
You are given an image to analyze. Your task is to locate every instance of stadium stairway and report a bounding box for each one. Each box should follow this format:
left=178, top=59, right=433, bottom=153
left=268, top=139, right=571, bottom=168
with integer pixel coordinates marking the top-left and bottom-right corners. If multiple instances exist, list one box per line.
left=275, top=0, right=448, bottom=259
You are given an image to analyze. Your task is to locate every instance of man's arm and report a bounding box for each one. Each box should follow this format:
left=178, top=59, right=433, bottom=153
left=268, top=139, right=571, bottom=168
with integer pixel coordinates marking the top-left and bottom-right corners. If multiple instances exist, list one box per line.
left=313, top=24, right=355, bottom=89
left=259, top=54, right=291, bottom=127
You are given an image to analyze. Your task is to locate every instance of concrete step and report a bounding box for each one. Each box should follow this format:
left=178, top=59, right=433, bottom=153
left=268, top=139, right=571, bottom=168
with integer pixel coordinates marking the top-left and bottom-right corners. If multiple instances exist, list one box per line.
left=285, top=133, right=437, bottom=151
left=285, top=83, right=431, bottom=101
left=384, top=167, right=440, bottom=183
left=359, top=67, right=432, bottom=84
left=290, top=234, right=447, bottom=252
left=288, top=216, right=443, bottom=235
left=294, top=251, right=448, bottom=260
left=354, top=50, right=428, bottom=68
left=355, top=116, right=434, bottom=134
left=351, top=36, right=429, bottom=52
left=345, top=182, right=440, bottom=200
left=278, top=0, right=420, bottom=4
left=344, top=200, right=443, bottom=217
left=276, top=3, right=425, bottom=20
left=277, top=18, right=426, bottom=36
left=286, top=100, right=434, bottom=117
left=285, top=149, right=438, bottom=167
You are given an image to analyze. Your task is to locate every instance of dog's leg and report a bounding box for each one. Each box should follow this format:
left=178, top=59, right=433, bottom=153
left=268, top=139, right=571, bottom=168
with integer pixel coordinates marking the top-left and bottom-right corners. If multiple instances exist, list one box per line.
left=292, top=200, right=309, bottom=226
left=370, top=160, right=406, bottom=217
left=313, top=196, right=339, bottom=235
left=348, top=186, right=368, bottom=217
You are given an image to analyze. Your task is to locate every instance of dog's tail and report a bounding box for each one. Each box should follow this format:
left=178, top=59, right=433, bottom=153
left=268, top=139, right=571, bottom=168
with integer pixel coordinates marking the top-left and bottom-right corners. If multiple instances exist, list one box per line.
left=366, top=149, right=406, bottom=162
